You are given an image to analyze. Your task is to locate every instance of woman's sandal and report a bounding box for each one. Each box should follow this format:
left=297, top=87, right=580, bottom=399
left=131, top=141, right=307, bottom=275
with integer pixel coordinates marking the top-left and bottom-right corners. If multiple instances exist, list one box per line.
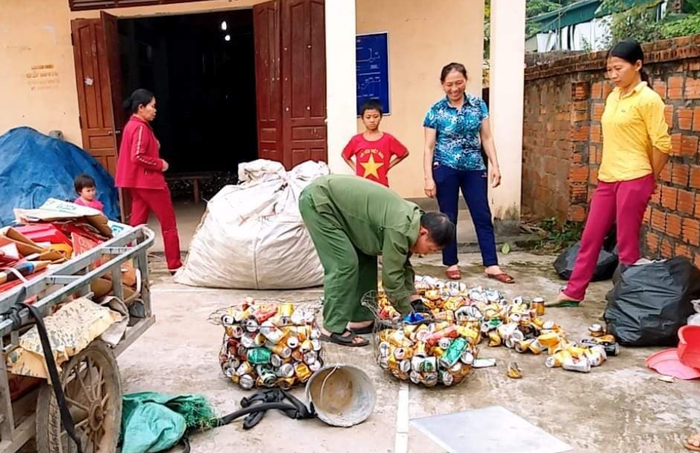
left=486, top=272, right=515, bottom=284
left=545, top=295, right=582, bottom=308
left=446, top=268, right=462, bottom=280
left=319, top=329, right=369, bottom=347
left=685, top=433, right=700, bottom=451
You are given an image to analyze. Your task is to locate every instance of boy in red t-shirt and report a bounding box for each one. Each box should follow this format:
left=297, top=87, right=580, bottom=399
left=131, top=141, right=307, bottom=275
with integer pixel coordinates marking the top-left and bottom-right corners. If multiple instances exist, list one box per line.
left=342, top=100, right=409, bottom=187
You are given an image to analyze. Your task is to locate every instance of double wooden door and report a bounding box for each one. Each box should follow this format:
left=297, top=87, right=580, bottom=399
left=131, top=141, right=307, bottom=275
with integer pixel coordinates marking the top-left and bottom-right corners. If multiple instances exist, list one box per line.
left=253, top=0, right=327, bottom=169
left=71, top=0, right=327, bottom=183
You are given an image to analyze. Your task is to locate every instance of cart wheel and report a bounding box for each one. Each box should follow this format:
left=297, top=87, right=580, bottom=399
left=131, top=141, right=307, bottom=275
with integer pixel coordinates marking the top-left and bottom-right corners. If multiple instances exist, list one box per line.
left=36, top=340, right=122, bottom=453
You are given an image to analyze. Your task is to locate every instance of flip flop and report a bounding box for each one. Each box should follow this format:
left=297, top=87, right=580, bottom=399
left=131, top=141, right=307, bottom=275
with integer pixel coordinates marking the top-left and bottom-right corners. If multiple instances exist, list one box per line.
left=545, top=298, right=582, bottom=308
left=486, top=272, right=515, bottom=284
left=446, top=268, right=462, bottom=280
left=319, top=329, right=369, bottom=347
left=685, top=433, right=700, bottom=451
left=349, top=322, right=388, bottom=335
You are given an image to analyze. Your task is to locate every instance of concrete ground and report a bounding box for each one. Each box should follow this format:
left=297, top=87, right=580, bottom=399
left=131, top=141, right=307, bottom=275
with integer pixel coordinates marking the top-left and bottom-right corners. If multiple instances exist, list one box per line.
left=117, top=251, right=700, bottom=453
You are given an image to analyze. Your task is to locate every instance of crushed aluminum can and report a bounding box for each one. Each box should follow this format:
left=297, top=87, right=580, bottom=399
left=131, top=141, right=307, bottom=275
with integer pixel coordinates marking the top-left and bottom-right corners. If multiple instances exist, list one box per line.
left=236, top=361, right=254, bottom=377
left=245, top=318, right=260, bottom=333
left=399, top=359, right=412, bottom=374
left=239, top=374, right=255, bottom=390
left=303, top=351, right=318, bottom=365
left=411, top=356, right=425, bottom=372
left=294, top=362, right=312, bottom=382
left=300, top=339, right=313, bottom=354
left=420, top=357, right=437, bottom=373
left=256, top=365, right=277, bottom=387
left=276, top=363, right=295, bottom=378
left=460, top=351, right=475, bottom=366
left=227, top=325, right=244, bottom=339
left=270, top=354, right=283, bottom=368
left=379, top=342, right=391, bottom=358
left=260, top=321, right=285, bottom=344
left=531, top=297, right=545, bottom=316
left=409, top=371, right=422, bottom=385
left=563, top=356, right=591, bottom=373
left=277, top=377, right=295, bottom=390
left=241, top=333, right=257, bottom=349
left=311, top=339, right=322, bottom=352
left=379, top=357, right=390, bottom=370
left=286, top=335, right=300, bottom=349
left=394, top=348, right=407, bottom=360
left=423, top=372, right=439, bottom=387
left=310, top=328, right=322, bottom=340
left=308, top=360, right=322, bottom=372
left=438, top=337, right=453, bottom=350
left=439, top=370, right=454, bottom=386
left=588, top=323, right=606, bottom=337
left=268, top=344, right=292, bottom=359
left=222, top=314, right=236, bottom=326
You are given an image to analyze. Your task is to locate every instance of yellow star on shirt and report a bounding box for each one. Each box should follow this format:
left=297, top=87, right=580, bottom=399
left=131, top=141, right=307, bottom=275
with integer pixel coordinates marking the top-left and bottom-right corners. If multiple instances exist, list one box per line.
left=360, top=154, right=384, bottom=179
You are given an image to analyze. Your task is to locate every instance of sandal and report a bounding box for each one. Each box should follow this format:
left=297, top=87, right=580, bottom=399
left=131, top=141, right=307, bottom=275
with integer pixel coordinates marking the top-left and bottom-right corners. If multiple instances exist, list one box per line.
left=486, top=272, right=515, bottom=284
left=545, top=294, right=582, bottom=308
left=319, top=329, right=369, bottom=347
left=685, top=433, right=700, bottom=451
left=446, top=268, right=462, bottom=280
left=349, top=322, right=387, bottom=335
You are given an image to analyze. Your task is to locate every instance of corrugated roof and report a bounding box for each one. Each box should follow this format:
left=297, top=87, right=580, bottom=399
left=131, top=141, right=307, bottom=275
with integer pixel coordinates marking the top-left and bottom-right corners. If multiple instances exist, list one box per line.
left=528, top=0, right=663, bottom=34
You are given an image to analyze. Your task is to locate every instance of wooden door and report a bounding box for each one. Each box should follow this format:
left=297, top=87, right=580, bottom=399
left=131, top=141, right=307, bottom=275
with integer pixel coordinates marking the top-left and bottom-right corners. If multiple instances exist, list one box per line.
left=281, top=0, right=327, bottom=168
left=101, top=11, right=125, bottom=142
left=71, top=19, right=119, bottom=176
left=253, top=1, right=284, bottom=164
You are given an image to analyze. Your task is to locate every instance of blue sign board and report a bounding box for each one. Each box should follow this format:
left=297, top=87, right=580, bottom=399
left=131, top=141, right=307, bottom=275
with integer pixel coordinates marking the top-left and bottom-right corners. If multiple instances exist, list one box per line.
left=356, top=32, right=390, bottom=116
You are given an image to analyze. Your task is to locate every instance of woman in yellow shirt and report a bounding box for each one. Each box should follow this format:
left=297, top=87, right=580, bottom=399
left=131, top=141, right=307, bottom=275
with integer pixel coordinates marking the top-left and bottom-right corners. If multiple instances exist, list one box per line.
left=550, top=39, right=671, bottom=307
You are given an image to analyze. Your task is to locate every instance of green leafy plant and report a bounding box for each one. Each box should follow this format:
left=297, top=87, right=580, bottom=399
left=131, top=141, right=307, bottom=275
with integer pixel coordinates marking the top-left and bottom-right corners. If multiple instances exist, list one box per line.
left=660, top=12, right=700, bottom=38
left=534, top=217, right=584, bottom=253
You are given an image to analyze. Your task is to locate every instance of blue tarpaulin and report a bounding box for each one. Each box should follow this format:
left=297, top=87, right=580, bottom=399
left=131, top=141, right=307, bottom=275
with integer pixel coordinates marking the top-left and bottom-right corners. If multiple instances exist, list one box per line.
left=0, top=127, right=120, bottom=226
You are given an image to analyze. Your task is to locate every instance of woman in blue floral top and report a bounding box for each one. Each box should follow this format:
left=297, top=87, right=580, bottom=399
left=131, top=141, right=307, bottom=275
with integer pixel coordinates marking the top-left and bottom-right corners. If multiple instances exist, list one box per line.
left=423, top=62, right=514, bottom=283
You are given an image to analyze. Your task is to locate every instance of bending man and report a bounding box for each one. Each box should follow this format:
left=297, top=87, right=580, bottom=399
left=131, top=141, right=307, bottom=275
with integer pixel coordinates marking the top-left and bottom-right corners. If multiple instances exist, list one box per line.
left=299, top=175, right=455, bottom=347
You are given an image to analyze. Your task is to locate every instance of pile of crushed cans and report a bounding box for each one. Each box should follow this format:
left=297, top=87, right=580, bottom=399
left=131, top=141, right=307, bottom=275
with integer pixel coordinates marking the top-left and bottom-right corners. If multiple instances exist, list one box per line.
left=376, top=276, right=619, bottom=384
left=219, top=298, right=323, bottom=390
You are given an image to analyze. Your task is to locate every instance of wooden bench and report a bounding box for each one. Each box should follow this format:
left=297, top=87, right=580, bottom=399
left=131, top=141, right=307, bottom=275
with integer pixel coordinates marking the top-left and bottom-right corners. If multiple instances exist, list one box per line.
left=166, top=173, right=213, bottom=203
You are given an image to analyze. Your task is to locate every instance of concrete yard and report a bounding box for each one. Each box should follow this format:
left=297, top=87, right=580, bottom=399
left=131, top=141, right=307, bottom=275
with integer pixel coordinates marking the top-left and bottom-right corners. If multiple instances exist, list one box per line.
left=118, top=251, right=700, bottom=453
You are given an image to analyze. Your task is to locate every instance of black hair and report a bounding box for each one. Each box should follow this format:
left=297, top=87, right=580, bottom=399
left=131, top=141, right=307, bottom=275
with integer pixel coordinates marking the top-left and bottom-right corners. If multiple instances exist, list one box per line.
left=607, top=39, right=649, bottom=83
left=74, top=173, right=96, bottom=194
left=440, top=62, right=468, bottom=83
left=420, top=212, right=456, bottom=248
left=360, top=99, right=384, bottom=117
left=123, top=88, right=155, bottom=114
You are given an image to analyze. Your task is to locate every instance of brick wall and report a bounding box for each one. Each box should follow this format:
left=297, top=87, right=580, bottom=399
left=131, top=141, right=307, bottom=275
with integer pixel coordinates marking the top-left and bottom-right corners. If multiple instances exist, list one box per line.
left=523, top=34, right=700, bottom=263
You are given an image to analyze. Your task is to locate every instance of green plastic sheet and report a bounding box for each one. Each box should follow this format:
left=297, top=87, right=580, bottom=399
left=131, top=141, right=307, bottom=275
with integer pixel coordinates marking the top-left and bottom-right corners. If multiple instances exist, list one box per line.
left=121, top=392, right=215, bottom=453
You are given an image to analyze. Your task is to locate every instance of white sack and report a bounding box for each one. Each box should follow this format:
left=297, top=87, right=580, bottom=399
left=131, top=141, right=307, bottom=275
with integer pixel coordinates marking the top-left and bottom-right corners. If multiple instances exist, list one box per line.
left=175, top=159, right=328, bottom=289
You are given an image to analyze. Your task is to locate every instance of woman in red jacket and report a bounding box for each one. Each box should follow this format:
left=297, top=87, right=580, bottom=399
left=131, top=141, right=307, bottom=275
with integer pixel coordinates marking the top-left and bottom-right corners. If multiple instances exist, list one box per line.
left=116, top=89, right=182, bottom=273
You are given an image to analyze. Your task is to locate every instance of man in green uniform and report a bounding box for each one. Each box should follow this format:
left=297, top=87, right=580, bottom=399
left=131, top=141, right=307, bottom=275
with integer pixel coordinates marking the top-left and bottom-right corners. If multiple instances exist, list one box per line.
left=299, top=175, right=455, bottom=347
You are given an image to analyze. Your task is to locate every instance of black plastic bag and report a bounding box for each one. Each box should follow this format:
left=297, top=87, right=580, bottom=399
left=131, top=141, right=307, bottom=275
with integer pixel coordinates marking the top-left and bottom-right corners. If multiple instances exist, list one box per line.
left=604, top=257, right=700, bottom=346
left=554, top=243, right=618, bottom=281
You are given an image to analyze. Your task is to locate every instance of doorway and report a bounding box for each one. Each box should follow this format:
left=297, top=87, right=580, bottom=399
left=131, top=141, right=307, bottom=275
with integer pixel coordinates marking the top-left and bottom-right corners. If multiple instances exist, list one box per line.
left=71, top=0, right=328, bottom=212
left=118, top=10, right=258, bottom=184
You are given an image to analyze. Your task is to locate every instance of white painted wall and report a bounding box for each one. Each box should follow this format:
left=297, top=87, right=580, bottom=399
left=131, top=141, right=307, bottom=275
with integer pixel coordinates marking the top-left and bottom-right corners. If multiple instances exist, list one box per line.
left=324, top=0, right=356, bottom=176
left=489, top=0, right=525, bottom=223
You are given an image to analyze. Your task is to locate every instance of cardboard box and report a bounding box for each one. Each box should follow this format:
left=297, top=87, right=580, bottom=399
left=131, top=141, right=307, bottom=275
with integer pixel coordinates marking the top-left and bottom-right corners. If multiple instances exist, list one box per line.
left=14, top=199, right=112, bottom=239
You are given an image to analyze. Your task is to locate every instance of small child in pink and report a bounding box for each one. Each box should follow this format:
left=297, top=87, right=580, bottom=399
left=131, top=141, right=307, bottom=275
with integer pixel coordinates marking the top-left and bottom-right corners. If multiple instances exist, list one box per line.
left=73, top=174, right=104, bottom=211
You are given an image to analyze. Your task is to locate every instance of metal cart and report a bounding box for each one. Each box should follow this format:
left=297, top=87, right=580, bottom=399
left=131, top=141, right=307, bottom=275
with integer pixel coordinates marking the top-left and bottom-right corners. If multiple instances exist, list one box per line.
left=0, top=226, right=156, bottom=453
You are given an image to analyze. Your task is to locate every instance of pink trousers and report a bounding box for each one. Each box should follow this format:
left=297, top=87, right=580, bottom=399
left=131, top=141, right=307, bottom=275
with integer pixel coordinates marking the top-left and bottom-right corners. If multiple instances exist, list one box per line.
left=563, top=174, right=655, bottom=301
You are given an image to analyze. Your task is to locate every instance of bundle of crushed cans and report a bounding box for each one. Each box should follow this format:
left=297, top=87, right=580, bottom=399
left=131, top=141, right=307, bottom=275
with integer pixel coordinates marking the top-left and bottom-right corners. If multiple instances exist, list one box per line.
left=219, top=298, right=323, bottom=390
left=376, top=276, right=618, bottom=382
